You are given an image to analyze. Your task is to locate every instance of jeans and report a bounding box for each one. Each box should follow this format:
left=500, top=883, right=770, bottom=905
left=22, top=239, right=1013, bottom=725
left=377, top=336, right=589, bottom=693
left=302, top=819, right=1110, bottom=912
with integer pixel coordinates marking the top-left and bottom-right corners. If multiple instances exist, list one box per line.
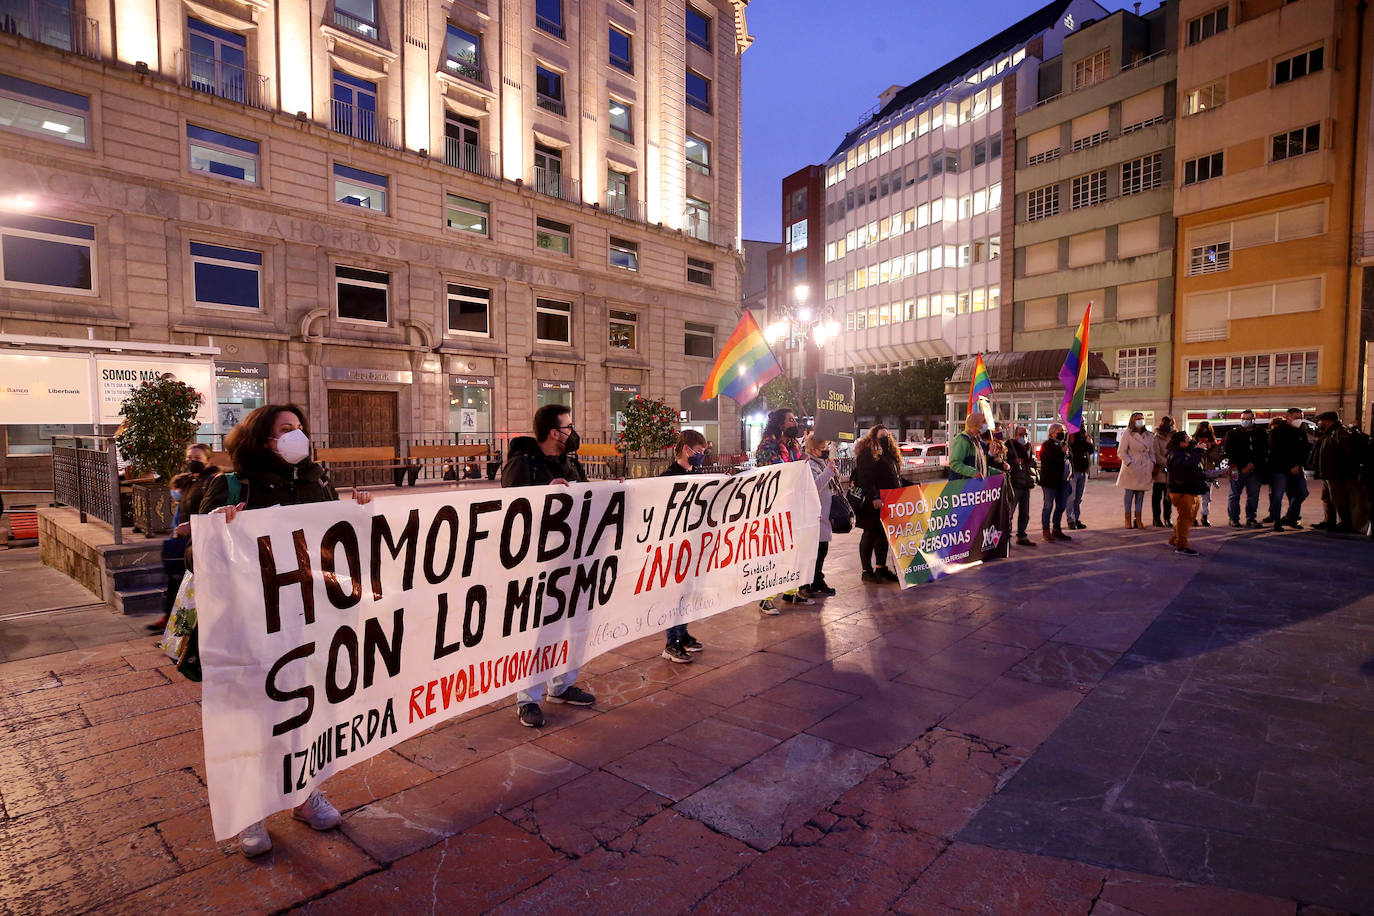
left=1066, top=472, right=1087, bottom=524
left=1040, top=482, right=1071, bottom=531
left=811, top=540, right=830, bottom=588
left=1152, top=482, right=1172, bottom=524
left=1123, top=488, right=1145, bottom=516
left=517, top=668, right=580, bottom=705
left=1013, top=487, right=1032, bottom=537
left=1269, top=472, right=1308, bottom=522
left=1201, top=484, right=1212, bottom=518
left=1169, top=493, right=1199, bottom=549
left=860, top=526, right=888, bottom=571
left=1228, top=472, right=1262, bottom=522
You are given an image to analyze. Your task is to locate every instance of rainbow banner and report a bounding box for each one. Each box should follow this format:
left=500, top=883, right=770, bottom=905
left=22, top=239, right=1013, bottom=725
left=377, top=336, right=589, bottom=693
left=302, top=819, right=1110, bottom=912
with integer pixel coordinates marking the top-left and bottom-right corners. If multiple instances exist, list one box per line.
left=702, top=311, right=784, bottom=403
left=968, top=353, right=994, bottom=414
left=880, top=475, right=1011, bottom=587
left=1057, top=302, right=1092, bottom=433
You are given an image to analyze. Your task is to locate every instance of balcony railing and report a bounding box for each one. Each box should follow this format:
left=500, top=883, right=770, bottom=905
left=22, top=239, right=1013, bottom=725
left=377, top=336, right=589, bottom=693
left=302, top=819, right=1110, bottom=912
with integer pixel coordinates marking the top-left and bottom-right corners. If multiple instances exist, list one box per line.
left=604, top=194, right=646, bottom=221
left=332, top=7, right=378, bottom=40
left=534, top=166, right=579, bottom=203
left=1357, top=231, right=1374, bottom=261
left=536, top=93, right=566, bottom=117
left=535, top=14, right=564, bottom=39
left=444, top=137, right=498, bottom=178
left=685, top=214, right=711, bottom=242
left=0, top=0, right=100, bottom=59
left=330, top=98, right=399, bottom=149
left=443, top=55, right=482, bottom=83
left=177, top=49, right=269, bottom=109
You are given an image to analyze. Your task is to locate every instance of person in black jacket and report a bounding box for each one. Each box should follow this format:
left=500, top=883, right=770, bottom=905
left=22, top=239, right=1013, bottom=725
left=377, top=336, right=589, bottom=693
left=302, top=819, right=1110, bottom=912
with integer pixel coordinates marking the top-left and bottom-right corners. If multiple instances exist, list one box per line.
left=1224, top=409, right=1267, bottom=528
left=198, top=404, right=371, bottom=859
left=1166, top=431, right=1207, bottom=556
left=148, top=444, right=222, bottom=633
left=1005, top=426, right=1038, bottom=546
left=1267, top=407, right=1310, bottom=531
left=659, top=430, right=708, bottom=663
left=1038, top=423, right=1073, bottom=542
left=499, top=404, right=596, bottom=728
left=852, top=424, right=901, bottom=584
left=1064, top=429, right=1095, bottom=530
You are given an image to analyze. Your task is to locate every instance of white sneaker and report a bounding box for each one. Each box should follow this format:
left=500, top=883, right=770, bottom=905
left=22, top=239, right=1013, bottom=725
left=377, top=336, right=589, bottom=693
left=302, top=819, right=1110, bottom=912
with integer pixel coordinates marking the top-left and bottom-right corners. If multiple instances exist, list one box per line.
left=292, top=789, right=341, bottom=830
left=239, top=820, right=272, bottom=857
left=759, top=599, right=780, bottom=616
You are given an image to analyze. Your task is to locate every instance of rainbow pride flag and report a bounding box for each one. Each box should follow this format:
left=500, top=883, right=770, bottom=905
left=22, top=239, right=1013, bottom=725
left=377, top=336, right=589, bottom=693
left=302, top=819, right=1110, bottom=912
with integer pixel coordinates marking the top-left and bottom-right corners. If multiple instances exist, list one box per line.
left=968, top=353, right=994, bottom=415
left=1057, top=302, right=1092, bottom=433
left=701, top=311, right=784, bottom=403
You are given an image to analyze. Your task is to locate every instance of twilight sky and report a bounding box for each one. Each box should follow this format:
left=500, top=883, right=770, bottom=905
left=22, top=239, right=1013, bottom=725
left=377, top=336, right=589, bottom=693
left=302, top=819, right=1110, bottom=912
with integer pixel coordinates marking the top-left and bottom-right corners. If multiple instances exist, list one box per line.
left=740, top=0, right=1138, bottom=241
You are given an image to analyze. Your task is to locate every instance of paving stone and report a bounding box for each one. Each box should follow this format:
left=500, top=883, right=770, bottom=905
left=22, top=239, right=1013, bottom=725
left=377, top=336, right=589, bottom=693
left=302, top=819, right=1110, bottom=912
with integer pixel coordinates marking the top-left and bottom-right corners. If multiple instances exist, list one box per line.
left=694, top=843, right=918, bottom=916
left=604, top=739, right=733, bottom=801
left=532, top=689, right=721, bottom=770
left=893, top=842, right=1107, bottom=915
left=941, top=676, right=1085, bottom=753
left=505, top=770, right=668, bottom=856
left=296, top=815, right=566, bottom=915
left=667, top=651, right=816, bottom=708
left=104, top=824, right=378, bottom=916
left=318, top=749, right=437, bottom=813
left=896, top=638, right=1032, bottom=698
left=341, top=744, right=587, bottom=863
left=390, top=706, right=537, bottom=775
left=805, top=680, right=962, bottom=757
left=1006, top=641, right=1120, bottom=691
left=1091, top=870, right=1297, bottom=916
left=675, top=733, right=883, bottom=850
left=659, top=715, right=781, bottom=768
left=488, top=810, right=756, bottom=916
left=0, top=826, right=179, bottom=915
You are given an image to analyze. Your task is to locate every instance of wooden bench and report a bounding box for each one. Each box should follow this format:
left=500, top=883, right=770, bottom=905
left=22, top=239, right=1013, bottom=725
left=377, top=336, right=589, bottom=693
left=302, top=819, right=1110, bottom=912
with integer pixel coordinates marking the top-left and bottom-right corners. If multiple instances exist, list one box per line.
left=2, top=510, right=39, bottom=546
left=575, top=443, right=624, bottom=480
left=316, top=446, right=416, bottom=488
left=407, top=444, right=492, bottom=482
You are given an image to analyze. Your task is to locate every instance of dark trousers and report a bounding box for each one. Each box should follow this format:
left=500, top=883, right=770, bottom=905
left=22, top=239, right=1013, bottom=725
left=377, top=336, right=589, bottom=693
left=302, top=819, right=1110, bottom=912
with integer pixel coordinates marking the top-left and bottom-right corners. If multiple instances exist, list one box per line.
left=812, top=540, right=830, bottom=588
left=666, top=624, right=688, bottom=646
left=1228, top=472, right=1262, bottom=523
left=1041, top=482, right=1071, bottom=531
left=1012, top=487, right=1032, bottom=537
left=1152, top=482, right=1172, bottom=524
left=1269, top=472, right=1307, bottom=522
left=1066, top=472, right=1087, bottom=524
left=860, top=526, right=888, bottom=571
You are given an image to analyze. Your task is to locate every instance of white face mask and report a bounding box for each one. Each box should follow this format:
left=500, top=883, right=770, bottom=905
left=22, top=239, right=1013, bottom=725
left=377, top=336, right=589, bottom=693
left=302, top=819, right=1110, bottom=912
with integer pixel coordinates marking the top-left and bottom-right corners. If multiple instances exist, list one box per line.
left=1241, top=419, right=1254, bottom=428
left=272, top=428, right=311, bottom=465
left=1134, top=420, right=1145, bottom=430
left=1017, top=436, right=1028, bottom=446
left=1289, top=418, right=1303, bottom=428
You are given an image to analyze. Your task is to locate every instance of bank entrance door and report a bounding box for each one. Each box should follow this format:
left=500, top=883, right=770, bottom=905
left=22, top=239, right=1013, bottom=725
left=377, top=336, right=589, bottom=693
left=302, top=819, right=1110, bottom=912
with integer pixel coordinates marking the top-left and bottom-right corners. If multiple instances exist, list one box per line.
left=327, top=389, right=399, bottom=487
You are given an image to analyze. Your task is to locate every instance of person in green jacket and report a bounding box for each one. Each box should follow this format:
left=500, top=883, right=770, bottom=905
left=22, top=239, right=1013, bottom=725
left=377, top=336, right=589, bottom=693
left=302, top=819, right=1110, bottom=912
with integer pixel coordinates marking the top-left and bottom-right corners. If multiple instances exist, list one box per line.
left=950, top=412, right=1004, bottom=479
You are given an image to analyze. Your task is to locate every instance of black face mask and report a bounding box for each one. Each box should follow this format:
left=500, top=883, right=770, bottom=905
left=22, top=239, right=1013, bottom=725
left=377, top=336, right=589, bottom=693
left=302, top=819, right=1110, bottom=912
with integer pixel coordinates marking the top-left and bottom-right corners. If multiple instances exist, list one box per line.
left=186, top=459, right=206, bottom=474
left=819, top=449, right=831, bottom=459
left=562, top=430, right=581, bottom=454
left=783, top=425, right=800, bottom=439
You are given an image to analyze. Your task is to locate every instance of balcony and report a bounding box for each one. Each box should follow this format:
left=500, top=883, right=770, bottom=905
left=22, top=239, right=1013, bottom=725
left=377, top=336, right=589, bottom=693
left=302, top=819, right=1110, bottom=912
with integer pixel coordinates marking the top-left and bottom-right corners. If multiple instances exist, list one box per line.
left=0, top=0, right=100, bottom=59
left=604, top=194, right=646, bottom=222
left=535, top=14, right=564, bottom=39
left=444, top=138, right=497, bottom=178
left=332, top=7, right=378, bottom=41
left=535, top=93, right=565, bottom=117
left=534, top=166, right=579, bottom=203
left=330, top=99, right=398, bottom=149
left=177, top=49, right=269, bottom=110
left=685, top=214, right=711, bottom=243
left=1358, top=231, right=1374, bottom=264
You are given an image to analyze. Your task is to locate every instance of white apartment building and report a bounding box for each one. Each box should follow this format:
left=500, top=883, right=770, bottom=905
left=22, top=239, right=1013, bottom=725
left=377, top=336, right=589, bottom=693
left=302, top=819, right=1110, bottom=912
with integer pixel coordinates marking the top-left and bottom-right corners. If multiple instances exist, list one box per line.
left=820, top=0, right=1105, bottom=375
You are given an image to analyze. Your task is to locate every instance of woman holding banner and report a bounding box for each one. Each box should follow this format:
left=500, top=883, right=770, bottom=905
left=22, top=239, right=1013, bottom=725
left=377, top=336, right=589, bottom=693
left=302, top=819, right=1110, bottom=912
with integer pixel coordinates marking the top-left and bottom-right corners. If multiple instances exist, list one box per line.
left=804, top=434, right=840, bottom=596
left=754, top=408, right=813, bottom=612
left=852, top=425, right=901, bottom=584
left=198, top=403, right=373, bottom=858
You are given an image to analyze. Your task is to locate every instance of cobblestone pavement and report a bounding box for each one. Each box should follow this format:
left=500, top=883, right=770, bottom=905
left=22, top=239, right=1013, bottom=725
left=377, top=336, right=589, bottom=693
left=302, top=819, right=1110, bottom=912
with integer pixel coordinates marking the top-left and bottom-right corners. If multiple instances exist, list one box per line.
left=0, top=479, right=1370, bottom=915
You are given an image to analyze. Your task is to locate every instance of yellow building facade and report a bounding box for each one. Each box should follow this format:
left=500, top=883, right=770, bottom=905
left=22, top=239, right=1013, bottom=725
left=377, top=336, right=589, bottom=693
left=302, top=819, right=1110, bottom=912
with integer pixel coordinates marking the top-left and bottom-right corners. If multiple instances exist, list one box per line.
left=1171, top=0, right=1364, bottom=429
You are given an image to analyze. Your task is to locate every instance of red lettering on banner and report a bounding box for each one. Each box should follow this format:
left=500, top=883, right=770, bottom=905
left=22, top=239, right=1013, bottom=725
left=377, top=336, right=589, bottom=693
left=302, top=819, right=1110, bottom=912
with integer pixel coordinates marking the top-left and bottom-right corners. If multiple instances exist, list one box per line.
left=408, top=685, right=425, bottom=722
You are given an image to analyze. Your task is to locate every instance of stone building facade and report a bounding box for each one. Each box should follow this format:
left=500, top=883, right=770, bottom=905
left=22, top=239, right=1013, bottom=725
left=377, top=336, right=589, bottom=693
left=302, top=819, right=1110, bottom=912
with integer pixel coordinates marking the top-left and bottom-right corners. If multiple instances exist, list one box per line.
left=0, top=0, right=752, bottom=490
left=1012, top=3, right=1177, bottom=429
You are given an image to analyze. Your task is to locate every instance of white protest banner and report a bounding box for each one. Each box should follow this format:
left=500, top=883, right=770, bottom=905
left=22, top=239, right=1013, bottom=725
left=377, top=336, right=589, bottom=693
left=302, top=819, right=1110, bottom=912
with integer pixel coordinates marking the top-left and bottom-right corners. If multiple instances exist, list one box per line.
left=192, top=463, right=820, bottom=839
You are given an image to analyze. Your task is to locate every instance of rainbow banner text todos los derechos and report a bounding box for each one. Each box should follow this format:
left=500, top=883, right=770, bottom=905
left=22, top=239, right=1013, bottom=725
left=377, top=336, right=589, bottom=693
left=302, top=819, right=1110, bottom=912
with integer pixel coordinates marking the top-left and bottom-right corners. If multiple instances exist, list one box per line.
left=880, top=474, right=1011, bottom=587
left=191, top=464, right=820, bottom=839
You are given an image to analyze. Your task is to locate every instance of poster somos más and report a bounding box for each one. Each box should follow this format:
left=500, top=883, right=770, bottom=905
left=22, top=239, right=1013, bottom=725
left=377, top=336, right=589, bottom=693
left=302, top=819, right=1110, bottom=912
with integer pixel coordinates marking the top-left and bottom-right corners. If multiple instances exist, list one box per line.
left=880, top=475, right=1011, bottom=586
left=191, top=464, right=820, bottom=839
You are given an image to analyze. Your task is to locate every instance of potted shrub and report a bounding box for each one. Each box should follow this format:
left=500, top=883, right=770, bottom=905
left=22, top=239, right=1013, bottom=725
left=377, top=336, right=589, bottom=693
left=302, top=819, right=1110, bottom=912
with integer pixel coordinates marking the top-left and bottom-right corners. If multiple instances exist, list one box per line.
left=115, top=376, right=204, bottom=538
left=616, top=395, right=678, bottom=478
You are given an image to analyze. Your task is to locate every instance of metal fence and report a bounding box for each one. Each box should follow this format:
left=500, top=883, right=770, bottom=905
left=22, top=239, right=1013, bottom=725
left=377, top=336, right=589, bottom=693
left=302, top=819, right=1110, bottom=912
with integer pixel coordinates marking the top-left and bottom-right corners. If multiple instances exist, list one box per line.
left=50, top=436, right=121, bottom=544
left=0, top=0, right=100, bottom=59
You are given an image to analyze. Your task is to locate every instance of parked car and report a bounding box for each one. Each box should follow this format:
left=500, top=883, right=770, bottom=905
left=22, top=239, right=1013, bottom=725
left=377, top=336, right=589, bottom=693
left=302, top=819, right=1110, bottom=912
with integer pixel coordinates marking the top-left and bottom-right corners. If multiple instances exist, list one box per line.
left=899, top=442, right=949, bottom=474
left=1098, top=428, right=1121, bottom=471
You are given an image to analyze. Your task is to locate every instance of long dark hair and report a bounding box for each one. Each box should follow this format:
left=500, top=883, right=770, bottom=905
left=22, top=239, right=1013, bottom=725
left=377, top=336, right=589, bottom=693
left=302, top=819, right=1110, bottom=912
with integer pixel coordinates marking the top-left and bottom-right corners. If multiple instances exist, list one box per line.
left=856, top=424, right=899, bottom=464
left=763, top=407, right=794, bottom=441
left=225, top=403, right=309, bottom=473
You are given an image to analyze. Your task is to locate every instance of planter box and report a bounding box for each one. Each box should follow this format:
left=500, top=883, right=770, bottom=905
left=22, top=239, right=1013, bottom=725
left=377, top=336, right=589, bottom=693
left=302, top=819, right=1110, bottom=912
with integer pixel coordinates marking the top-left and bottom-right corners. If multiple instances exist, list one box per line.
left=131, top=483, right=174, bottom=538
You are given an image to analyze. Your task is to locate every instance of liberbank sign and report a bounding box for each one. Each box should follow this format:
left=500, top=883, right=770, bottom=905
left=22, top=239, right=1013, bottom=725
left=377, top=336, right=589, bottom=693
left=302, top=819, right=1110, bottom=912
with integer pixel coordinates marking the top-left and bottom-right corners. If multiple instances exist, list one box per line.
left=0, top=349, right=216, bottom=426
